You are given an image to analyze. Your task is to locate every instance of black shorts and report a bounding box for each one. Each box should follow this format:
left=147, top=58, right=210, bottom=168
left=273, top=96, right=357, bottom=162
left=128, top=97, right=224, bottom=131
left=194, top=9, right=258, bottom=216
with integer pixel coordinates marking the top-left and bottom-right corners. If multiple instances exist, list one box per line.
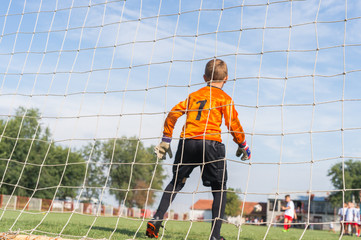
left=171, top=139, right=227, bottom=186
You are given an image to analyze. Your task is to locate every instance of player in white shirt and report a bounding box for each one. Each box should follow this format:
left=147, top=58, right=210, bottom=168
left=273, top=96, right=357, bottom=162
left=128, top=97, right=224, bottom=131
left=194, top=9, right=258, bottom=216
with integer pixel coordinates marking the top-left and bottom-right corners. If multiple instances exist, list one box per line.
left=354, top=204, right=360, bottom=236
left=338, top=202, right=347, bottom=235
left=345, top=202, right=356, bottom=236
left=281, top=195, right=297, bottom=232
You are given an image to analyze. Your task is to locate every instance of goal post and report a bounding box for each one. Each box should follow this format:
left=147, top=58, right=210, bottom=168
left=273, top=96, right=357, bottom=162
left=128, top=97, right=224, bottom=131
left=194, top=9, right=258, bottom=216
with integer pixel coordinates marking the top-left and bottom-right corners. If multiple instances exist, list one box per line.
left=0, top=0, right=361, bottom=239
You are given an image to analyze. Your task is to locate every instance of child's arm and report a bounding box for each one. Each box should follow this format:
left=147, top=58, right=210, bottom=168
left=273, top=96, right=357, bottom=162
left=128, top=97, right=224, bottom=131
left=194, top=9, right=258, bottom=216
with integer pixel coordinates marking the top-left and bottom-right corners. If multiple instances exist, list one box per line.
left=154, top=99, right=188, bottom=160
left=223, top=100, right=251, bottom=160
left=163, top=99, right=188, bottom=139
left=222, top=100, right=245, bottom=144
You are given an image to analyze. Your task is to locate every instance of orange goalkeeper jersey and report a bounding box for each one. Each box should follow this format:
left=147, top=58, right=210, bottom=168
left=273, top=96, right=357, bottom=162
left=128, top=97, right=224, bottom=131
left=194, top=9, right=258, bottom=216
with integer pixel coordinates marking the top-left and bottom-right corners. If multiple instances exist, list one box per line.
left=163, top=85, right=245, bottom=144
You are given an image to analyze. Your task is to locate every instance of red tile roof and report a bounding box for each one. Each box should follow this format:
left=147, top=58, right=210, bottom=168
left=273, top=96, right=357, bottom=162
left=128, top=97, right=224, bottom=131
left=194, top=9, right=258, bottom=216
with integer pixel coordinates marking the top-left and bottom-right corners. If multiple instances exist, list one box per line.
left=241, top=202, right=267, bottom=215
left=190, top=199, right=213, bottom=210
left=241, top=202, right=258, bottom=215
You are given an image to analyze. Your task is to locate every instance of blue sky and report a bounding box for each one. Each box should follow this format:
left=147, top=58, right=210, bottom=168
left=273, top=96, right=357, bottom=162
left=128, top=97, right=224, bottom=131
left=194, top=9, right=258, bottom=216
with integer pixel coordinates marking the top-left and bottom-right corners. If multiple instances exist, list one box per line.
left=0, top=0, right=361, bottom=216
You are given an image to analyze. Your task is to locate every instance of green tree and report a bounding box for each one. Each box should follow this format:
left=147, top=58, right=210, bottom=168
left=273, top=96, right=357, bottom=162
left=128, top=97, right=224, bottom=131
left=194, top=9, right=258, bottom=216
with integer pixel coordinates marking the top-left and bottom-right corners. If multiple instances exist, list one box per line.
left=101, top=137, right=165, bottom=208
left=225, top=188, right=242, bottom=216
left=81, top=141, right=106, bottom=202
left=328, top=159, right=361, bottom=205
left=0, top=107, right=86, bottom=199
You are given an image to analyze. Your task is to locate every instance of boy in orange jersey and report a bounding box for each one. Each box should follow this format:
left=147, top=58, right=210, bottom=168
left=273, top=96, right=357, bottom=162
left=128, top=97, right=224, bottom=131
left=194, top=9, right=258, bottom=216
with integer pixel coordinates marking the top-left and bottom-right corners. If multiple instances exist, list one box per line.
left=146, top=59, right=251, bottom=240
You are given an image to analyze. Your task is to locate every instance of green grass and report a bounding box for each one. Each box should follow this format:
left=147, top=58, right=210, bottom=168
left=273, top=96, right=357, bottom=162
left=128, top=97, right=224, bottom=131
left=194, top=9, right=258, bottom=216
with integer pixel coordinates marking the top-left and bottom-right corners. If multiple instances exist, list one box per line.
left=0, top=210, right=354, bottom=239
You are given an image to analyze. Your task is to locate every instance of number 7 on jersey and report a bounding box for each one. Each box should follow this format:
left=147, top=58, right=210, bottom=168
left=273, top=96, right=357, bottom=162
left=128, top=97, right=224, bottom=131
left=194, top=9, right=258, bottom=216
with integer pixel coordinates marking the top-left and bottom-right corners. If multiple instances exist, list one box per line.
left=195, top=100, right=207, bottom=120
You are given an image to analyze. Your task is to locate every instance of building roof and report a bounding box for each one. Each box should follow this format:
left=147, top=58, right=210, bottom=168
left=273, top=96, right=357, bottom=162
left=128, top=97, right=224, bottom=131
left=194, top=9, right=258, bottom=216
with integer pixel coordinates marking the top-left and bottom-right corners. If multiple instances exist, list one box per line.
left=268, top=195, right=328, bottom=202
left=241, top=202, right=267, bottom=215
left=296, top=196, right=327, bottom=202
left=190, top=199, right=213, bottom=210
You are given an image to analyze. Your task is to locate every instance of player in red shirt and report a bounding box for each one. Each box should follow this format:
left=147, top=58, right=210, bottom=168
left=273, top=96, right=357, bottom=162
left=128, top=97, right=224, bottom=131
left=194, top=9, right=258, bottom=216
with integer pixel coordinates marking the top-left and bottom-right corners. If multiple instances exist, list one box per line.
left=146, top=59, right=251, bottom=240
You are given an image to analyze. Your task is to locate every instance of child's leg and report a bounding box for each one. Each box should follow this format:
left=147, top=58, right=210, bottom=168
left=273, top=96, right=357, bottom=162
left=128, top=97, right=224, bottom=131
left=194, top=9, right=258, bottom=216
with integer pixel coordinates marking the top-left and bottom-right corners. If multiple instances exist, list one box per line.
left=356, top=224, right=358, bottom=234
left=340, top=222, right=344, bottom=235
left=288, top=218, right=293, bottom=230
left=153, top=179, right=186, bottom=220
left=284, top=217, right=291, bottom=230
left=153, top=140, right=195, bottom=220
left=284, top=218, right=288, bottom=230
left=210, top=182, right=227, bottom=239
left=203, top=140, right=227, bottom=239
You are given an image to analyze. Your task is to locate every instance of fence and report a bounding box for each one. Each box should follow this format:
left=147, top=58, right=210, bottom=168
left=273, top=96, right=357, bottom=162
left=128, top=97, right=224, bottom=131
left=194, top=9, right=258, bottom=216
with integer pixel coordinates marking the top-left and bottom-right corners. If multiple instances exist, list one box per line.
left=0, top=194, right=179, bottom=220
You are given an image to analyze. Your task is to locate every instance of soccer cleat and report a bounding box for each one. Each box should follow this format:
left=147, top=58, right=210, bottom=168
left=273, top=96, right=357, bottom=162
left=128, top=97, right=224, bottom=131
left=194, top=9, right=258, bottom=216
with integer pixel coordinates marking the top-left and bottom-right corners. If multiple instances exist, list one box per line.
left=282, top=229, right=289, bottom=232
left=146, top=219, right=163, bottom=238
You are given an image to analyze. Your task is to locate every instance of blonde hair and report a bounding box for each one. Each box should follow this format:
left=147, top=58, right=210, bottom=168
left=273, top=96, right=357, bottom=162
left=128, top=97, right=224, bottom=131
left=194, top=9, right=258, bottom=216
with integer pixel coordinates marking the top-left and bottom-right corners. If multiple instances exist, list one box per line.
left=204, top=59, right=228, bottom=82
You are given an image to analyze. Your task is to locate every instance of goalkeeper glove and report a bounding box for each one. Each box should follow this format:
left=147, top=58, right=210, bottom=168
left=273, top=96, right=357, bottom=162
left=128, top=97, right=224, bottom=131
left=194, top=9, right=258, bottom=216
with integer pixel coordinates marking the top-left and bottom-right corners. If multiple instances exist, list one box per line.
left=154, top=136, right=173, bottom=160
left=236, top=141, right=251, bottom=161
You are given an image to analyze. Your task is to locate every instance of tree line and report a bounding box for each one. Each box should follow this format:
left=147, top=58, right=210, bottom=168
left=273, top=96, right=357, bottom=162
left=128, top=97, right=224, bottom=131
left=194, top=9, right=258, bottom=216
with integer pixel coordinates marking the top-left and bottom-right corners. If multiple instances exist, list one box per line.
left=328, top=159, right=361, bottom=205
left=0, top=107, right=165, bottom=208
left=0, top=107, right=358, bottom=212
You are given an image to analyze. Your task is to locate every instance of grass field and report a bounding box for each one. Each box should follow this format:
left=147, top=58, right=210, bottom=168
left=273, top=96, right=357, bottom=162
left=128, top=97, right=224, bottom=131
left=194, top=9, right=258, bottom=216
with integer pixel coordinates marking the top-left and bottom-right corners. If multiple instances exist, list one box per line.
left=0, top=210, right=354, bottom=239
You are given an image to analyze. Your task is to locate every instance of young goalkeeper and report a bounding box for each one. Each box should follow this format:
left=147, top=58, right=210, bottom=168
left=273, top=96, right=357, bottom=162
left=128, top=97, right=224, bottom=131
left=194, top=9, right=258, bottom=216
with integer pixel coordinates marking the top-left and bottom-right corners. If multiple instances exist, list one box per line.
left=146, top=59, right=251, bottom=240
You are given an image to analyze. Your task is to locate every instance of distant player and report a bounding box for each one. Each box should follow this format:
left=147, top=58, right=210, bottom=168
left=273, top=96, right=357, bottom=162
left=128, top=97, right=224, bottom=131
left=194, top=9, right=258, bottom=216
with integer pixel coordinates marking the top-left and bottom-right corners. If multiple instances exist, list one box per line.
left=345, top=202, right=355, bottom=236
left=329, top=222, right=336, bottom=233
left=146, top=59, right=251, bottom=240
left=354, top=204, right=360, bottom=237
left=338, top=202, right=347, bottom=235
left=281, top=195, right=297, bottom=232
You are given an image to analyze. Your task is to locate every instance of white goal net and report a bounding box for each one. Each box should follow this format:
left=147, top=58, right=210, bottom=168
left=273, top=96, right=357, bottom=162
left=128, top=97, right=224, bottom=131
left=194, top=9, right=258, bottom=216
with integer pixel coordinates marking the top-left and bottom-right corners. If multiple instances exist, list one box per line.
left=0, top=0, right=360, bottom=239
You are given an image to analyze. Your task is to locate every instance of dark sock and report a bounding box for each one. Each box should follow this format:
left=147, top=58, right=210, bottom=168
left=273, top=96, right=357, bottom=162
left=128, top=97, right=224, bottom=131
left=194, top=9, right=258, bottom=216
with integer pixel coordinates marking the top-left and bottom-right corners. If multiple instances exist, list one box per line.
left=210, top=183, right=227, bottom=239
left=153, top=181, right=184, bottom=220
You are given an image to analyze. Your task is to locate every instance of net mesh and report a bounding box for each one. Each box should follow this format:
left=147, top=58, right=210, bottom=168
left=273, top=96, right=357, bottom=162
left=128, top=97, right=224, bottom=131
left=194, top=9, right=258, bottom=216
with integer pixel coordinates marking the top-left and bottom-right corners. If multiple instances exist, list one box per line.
left=0, top=0, right=360, bottom=239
